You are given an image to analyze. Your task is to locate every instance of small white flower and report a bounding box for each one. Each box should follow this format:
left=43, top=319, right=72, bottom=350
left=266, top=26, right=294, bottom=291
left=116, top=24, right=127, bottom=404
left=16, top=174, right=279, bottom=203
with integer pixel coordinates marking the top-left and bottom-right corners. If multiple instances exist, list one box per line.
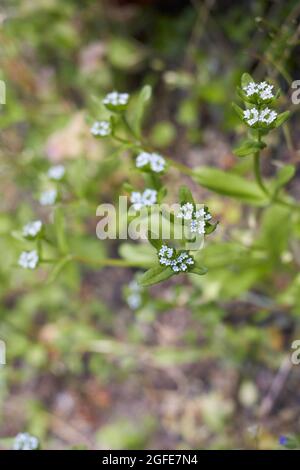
left=195, top=208, right=205, bottom=219
left=22, top=220, right=42, bottom=238
left=243, top=81, right=274, bottom=101
left=142, top=189, right=157, bottom=205
left=177, top=202, right=194, bottom=220
left=243, top=107, right=277, bottom=126
left=90, top=120, right=111, bottom=137
left=39, top=189, right=57, bottom=206
left=259, top=107, right=277, bottom=124
left=158, top=244, right=194, bottom=273
left=243, top=81, right=257, bottom=97
left=259, top=85, right=274, bottom=100
left=103, top=91, right=129, bottom=107
left=130, top=191, right=143, bottom=211
left=127, top=293, right=141, bottom=310
left=47, top=165, right=65, bottom=180
left=18, top=251, right=39, bottom=270
left=126, top=279, right=143, bottom=310
left=177, top=204, right=211, bottom=235
left=136, top=152, right=150, bottom=168
left=190, top=219, right=206, bottom=235
left=149, top=153, right=165, bottom=173
left=243, top=108, right=259, bottom=126
left=130, top=189, right=157, bottom=210
left=136, top=152, right=166, bottom=173
left=13, top=432, right=39, bottom=450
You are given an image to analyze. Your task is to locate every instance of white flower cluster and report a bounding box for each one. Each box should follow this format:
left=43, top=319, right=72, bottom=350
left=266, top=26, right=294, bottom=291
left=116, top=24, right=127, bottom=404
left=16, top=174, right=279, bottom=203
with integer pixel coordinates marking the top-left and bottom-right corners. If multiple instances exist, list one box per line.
left=39, top=188, right=57, bottom=206
left=136, top=152, right=166, bottom=173
left=243, top=81, right=274, bottom=100
left=13, top=432, right=39, bottom=450
left=18, top=250, right=39, bottom=270
left=90, top=120, right=111, bottom=137
left=243, top=107, right=277, bottom=126
left=130, top=189, right=157, bottom=210
left=158, top=245, right=194, bottom=273
left=48, top=164, right=65, bottom=180
left=22, top=220, right=42, bottom=238
left=177, top=203, right=212, bottom=235
left=127, top=280, right=142, bottom=310
left=103, top=91, right=129, bottom=107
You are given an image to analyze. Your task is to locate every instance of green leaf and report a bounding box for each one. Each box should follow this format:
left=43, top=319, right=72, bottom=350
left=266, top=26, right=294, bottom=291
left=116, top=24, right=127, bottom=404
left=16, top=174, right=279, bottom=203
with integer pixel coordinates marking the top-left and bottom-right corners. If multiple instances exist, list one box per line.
left=274, top=164, right=295, bottom=190
left=205, top=221, right=219, bottom=234
left=192, top=167, right=268, bottom=205
left=190, top=265, right=208, bottom=276
left=275, top=111, right=290, bottom=128
left=233, top=139, right=266, bottom=157
left=232, top=102, right=244, bottom=120
left=241, top=73, right=254, bottom=88
left=179, top=185, right=194, bottom=205
left=133, top=85, right=152, bottom=134
left=123, top=182, right=134, bottom=193
left=139, top=265, right=174, bottom=287
left=119, top=243, right=156, bottom=267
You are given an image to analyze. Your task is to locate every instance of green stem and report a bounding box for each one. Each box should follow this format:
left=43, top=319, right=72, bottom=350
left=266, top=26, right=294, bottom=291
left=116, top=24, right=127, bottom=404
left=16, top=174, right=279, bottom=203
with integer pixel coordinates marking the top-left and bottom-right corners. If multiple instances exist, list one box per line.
left=253, top=152, right=269, bottom=196
left=112, top=134, right=132, bottom=145
left=71, top=255, right=147, bottom=268
left=253, top=131, right=270, bottom=197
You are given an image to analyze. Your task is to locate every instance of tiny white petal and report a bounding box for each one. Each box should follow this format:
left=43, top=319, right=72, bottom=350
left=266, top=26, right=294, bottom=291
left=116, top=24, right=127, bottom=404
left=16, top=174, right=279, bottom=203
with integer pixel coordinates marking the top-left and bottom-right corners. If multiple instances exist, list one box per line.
left=47, top=165, right=65, bottom=180
left=13, top=433, right=39, bottom=450
left=39, top=189, right=57, bottom=206
left=103, top=91, right=129, bottom=107
left=18, top=251, right=39, bottom=270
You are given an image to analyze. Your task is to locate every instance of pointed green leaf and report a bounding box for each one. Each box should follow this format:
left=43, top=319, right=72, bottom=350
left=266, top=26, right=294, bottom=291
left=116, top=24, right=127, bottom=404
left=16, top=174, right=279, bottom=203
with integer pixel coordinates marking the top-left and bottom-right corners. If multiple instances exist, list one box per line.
left=233, top=139, right=266, bottom=157
left=179, top=185, right=194, bottom=205
left=232, top=102, right=244, bottom=120
left=119, top=243, right=156, bottom=267
left=275, top=164, right=295, bottom=189
left=205, top=221, right=218, bottom=234
left=190, top=265, right=208, bottom=276
left=241, top=73, right=254, bottom=88
left=192, top=167, right=268, bottom=205
left=133, top=85, right=152, bottom=134
left=275, top=111, right=290, bottom=128
left=139, top=265, right=174, bottom=287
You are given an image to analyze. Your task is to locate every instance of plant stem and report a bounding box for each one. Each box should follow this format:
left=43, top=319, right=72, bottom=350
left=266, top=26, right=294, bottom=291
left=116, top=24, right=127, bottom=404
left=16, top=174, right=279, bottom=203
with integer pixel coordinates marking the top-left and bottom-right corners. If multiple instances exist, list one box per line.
left=253, top=152, right=269, bottom=196
left=71, top=255, right=147, bottom=268
left=253, top=131, right=270, bottom=196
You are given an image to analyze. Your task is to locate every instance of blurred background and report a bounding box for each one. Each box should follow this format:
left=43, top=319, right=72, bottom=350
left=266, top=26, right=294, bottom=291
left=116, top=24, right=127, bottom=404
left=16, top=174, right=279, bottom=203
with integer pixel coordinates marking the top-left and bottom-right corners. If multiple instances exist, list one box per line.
left=0, top=0, right=300, bottom=449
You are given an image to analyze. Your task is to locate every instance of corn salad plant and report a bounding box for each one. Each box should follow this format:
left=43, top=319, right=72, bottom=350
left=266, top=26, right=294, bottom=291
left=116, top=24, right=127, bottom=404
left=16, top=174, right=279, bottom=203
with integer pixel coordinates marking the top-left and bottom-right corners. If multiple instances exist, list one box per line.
left=16, top=73, right=294, bottom=293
